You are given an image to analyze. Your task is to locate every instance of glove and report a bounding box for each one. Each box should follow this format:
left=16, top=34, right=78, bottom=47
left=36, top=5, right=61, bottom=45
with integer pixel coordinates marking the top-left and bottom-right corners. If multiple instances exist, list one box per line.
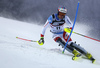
left=64, top=27, right=72, bottom=33
left=38, top=37, right=44, bottom=45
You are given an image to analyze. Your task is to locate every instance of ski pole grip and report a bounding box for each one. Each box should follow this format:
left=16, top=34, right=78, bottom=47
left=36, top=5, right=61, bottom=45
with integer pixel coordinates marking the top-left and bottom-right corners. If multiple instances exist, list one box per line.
left=64, top=28, right=71, bottom=33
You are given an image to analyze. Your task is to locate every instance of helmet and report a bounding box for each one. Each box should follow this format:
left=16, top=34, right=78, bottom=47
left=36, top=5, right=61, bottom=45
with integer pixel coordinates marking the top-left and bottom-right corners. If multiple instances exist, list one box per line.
left=58, top=6, right=67, bottom=14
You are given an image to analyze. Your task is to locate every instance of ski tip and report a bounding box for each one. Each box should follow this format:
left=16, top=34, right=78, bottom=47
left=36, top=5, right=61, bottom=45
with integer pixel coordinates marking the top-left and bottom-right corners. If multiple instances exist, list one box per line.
left=16, top=37, right=18, bottom=38
left=92, top=59, right=96, bottom=64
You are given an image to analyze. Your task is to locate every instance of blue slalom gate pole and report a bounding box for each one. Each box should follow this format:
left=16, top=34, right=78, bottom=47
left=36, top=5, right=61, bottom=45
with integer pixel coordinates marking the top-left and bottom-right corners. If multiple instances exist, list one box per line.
left=62, top=1, right=80, bottom=53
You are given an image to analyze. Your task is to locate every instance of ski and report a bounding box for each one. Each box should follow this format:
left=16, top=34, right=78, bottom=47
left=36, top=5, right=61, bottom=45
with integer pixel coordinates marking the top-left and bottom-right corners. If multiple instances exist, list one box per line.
left=72, top=55, right=96, bottom=64
left=72, top=55, right=81, bottom=60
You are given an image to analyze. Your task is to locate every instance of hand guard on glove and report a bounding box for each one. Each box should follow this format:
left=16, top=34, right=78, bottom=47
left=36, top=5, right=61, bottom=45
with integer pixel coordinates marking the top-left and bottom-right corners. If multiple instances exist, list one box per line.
left=64, top=27, right=72, bottom=33
left=38, top=37, right=44, bottom=45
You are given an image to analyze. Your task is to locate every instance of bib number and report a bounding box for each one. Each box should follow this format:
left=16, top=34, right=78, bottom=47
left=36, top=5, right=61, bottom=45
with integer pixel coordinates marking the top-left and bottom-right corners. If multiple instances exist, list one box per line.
left=56, top=26, right=60, bottom=30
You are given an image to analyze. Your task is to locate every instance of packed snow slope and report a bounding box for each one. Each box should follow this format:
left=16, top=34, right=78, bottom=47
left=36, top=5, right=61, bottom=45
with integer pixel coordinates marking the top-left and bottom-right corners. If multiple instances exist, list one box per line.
left=0, top=17, right=100, bottom=68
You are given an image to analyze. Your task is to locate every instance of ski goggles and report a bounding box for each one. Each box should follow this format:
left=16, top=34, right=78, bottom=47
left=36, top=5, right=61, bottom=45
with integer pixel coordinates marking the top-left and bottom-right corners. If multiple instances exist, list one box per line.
left=58, top=12, right=66, bottom=16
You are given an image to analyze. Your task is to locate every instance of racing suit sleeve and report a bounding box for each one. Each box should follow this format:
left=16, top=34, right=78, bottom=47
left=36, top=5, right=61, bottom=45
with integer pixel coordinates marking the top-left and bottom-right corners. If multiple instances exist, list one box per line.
left=40, top=15, right=52, bottom=37
left=65, top=16, right=73, bottom=29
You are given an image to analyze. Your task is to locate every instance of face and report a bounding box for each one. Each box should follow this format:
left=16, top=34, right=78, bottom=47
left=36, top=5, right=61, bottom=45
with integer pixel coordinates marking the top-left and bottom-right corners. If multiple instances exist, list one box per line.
left=58, top=12, right=66, bottom=19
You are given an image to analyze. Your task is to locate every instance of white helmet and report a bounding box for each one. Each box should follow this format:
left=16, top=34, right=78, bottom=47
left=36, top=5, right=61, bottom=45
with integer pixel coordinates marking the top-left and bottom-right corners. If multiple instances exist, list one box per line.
left=58, top=6, right=67, bottom=14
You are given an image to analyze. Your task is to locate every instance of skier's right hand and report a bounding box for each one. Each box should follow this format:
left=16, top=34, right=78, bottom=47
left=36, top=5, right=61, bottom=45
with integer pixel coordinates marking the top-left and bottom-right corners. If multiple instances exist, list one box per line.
left=38, top=37, right=44, bottom=45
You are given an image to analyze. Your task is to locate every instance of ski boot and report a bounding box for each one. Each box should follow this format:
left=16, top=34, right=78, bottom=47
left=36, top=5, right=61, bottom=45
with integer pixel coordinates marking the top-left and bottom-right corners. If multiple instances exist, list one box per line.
left=72, top=49, right=81, bottom=60
left=85, top=53, right=96, bottom=63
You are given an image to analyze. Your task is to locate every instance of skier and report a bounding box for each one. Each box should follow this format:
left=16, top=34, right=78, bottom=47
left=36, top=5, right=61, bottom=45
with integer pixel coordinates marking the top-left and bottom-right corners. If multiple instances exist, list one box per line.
left=38, top=6, right=95, bottom=63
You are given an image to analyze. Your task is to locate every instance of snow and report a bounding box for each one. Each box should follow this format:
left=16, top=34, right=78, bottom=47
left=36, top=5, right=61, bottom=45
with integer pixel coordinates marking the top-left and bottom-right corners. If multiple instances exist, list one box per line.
left=0, top=17, right=100, bottom=68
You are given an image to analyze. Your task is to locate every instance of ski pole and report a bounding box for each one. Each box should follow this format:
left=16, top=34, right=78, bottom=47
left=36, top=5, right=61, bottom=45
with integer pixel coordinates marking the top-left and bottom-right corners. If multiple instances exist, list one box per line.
left=62, top=1, right=80, bottom=53
left=16, top=37, right=43, bottom=45
left=16, top=37, right=37, bottom=42
left=64, top=28, right=100, bottom=42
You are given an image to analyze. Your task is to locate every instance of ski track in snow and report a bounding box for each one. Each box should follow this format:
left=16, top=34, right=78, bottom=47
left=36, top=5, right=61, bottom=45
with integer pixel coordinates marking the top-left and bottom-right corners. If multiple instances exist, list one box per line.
left=0, top=17, right=100, bottom=68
